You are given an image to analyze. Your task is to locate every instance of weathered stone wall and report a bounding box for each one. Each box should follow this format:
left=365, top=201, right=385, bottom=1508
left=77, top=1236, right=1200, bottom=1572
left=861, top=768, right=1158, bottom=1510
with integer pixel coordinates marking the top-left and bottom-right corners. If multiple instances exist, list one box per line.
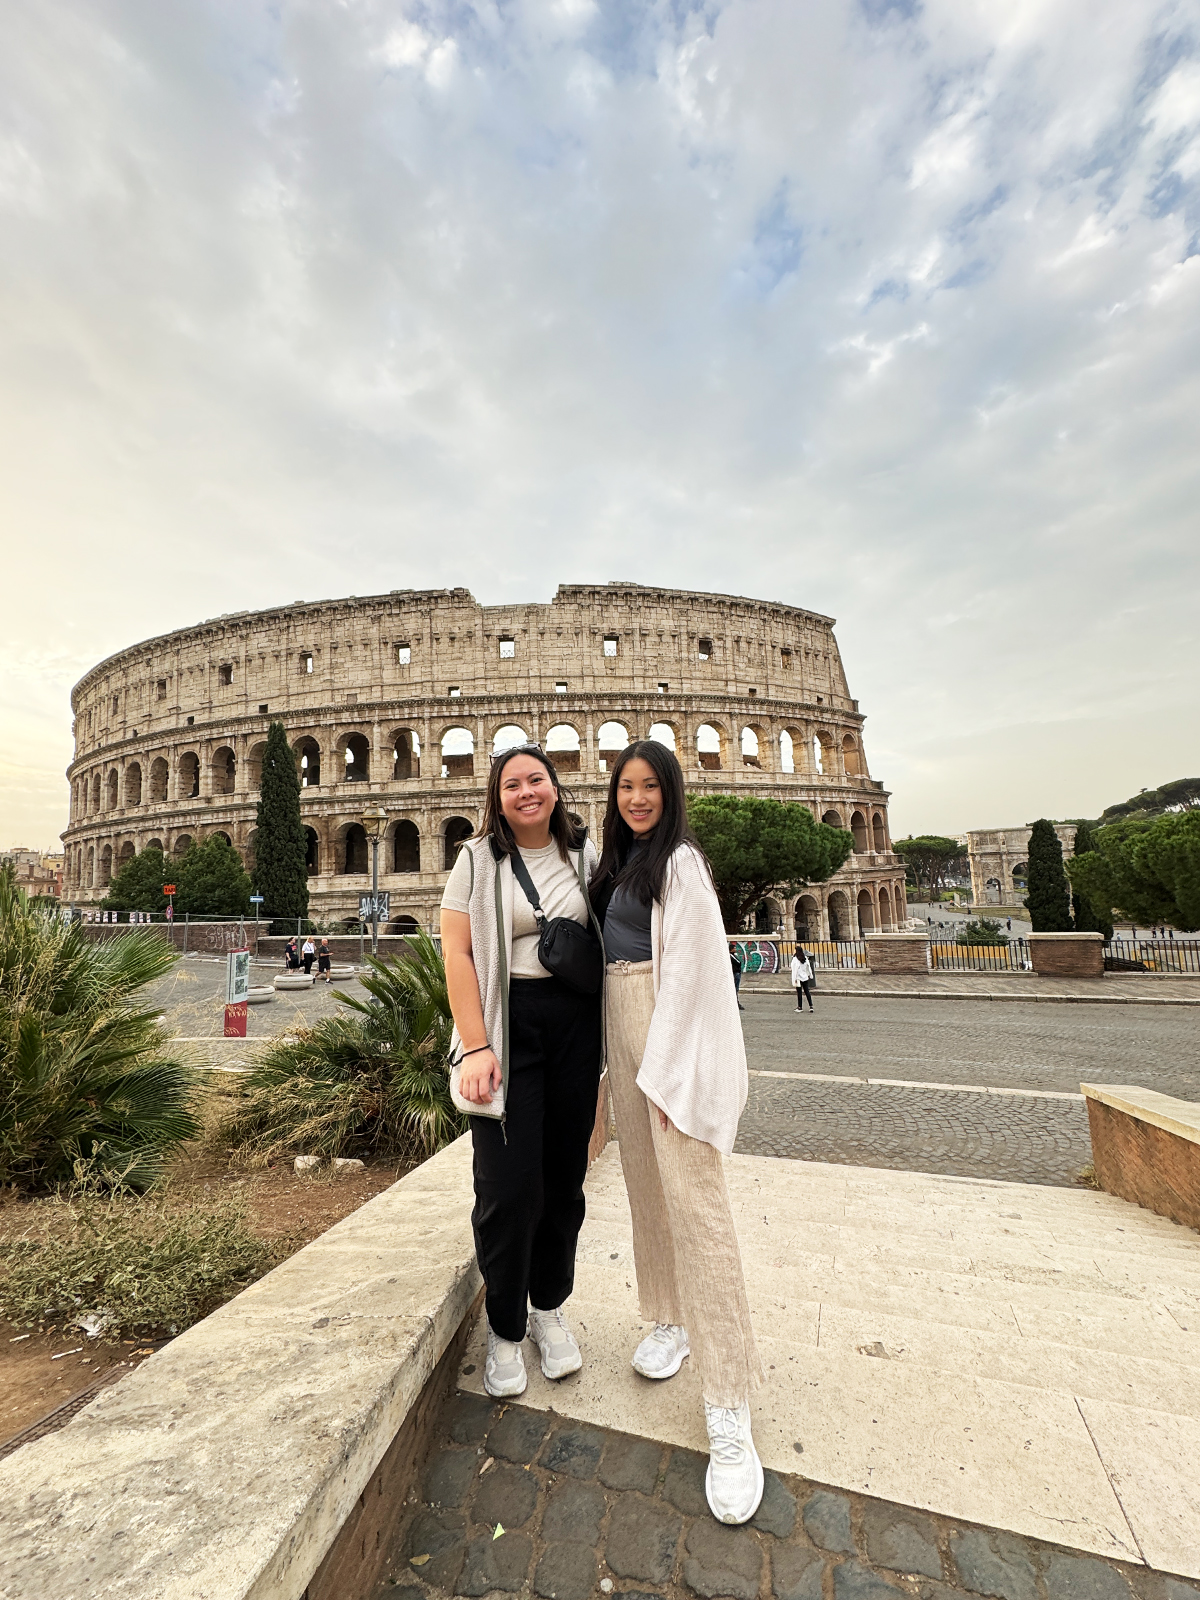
left=61, top=584, right=907, bottom=933
left=1027, top=932, right=1104, bottom=979
left=1083, top=1087, right=1200, bottom=1232
left=864, top=933, right=932, bottom=974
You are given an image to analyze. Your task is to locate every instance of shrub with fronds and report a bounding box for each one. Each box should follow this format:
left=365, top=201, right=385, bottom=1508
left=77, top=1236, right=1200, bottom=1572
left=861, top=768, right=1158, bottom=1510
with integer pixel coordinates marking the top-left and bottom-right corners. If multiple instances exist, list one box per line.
left=0, top=873, right=198, bottom=1191
left=0, top=1188, right=279, bottom=1341
left=222, top=929, right=464, bottom=1165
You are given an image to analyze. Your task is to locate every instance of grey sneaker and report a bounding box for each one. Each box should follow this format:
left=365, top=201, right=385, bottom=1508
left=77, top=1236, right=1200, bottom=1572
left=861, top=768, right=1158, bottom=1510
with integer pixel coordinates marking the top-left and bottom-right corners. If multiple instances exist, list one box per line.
left=484, top=1323, right=527, bottom=1398
left=704, top=1400, right=764, bottom=1524
left=527, top=1305, right=583, bottom=1380
left=632, top=1323, right=690, bottom=1379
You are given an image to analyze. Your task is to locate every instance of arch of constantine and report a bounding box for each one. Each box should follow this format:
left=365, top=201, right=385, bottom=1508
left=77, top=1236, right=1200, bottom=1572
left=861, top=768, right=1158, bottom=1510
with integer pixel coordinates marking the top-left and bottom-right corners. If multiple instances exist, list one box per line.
left=61, top=583, right=906, bottom=939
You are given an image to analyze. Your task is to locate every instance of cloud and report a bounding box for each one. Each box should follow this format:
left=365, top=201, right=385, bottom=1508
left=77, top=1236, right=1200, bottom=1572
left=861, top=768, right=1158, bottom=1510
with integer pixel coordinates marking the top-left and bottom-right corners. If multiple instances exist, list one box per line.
left=0, top=0, right=1197, bottom=848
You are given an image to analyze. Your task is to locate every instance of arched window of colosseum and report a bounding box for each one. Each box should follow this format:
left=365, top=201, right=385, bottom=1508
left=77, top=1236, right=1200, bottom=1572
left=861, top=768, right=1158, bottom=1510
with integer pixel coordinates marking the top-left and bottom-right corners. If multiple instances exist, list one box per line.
left=294, top=738, right=321, bottom=788
left=341, top=824, right=368, bottom=874
left=878, top=886, right=892, bottom=928
left=90, top=771, right=101, bottom=812
left=648, top=723, right=676, bottom=752
left=813, top=732, right=833, bottom=775
left=212, top=748, right=237, bottom=795
left=443, top=816, right=474, bottom=868
left=118, top=840, right=135, bottom=871
left=872, top=812, right=886, bottom=852
left=850, top=811, right=868, bottom=852
left=179, top=752, right=200, bottom=799
left=821, top=808, right=842, bottom=829
left=124, top=764, right=142, bottom=808
left=99, top=845, right=113, bottom=886
left=741, top=727, right=765, bottom=769
left=107, top=769, right=119, bottom=809
left=827, top=889, right=849, bottom=940
left=779, top=731, right=795, bottom=773
left=173, top=834, right=193, bottom=858
left=342, top=733, right=370, bottom=783
left=86, top=847, right=95, bottom=886
left=546, top=724, right=580, bottom=772
left=146, top=837, right=164, bottom=854
left=393, top=820, right=420, bottom=873
left=390, top=915, right=420, bottom=935
left=149, top=757, right=169, bottom=802
left=696, top=724, right=723, bottom=770
left=842, top=735, right=862, bottom=777
left=392, top=731, right=420, bottom=780
left=304, top=828, right=320, bottom=875
left=597, top=722, right=630, bottom=773
left=211, top=831, right=232, bottom=847
left=492, top=724, right=529, bottom=756
left=755, top=898, right=781, bottom=933
left=246, top=743, right=267, bottom=791
left=795, top=894, right=820, bottom=941
left=441, top=728, right=474, bottom=779
left=857, top=889, right=875, bottom=932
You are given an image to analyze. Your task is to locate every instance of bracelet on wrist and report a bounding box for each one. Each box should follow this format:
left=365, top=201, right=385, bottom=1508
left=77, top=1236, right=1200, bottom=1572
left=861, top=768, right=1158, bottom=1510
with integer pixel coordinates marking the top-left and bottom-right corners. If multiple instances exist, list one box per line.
left=460, top=1044, right=491, bottom=1059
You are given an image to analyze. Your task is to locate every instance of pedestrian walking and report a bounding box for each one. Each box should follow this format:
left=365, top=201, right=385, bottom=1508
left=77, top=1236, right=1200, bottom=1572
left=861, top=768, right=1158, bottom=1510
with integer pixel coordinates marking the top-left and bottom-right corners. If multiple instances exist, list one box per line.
left=730, top=946, right=745, bottom=1009
left=301, top=936, right=316, bottom=975
left=284, top=937, right=300, bottom=971
left=441, top=744, right=603, bottom=1404
left=591, top=740, right=764, bottom=1526
left=317, top=938, right=332, bottom=982
left=791, top=946, right=815, bottom=1011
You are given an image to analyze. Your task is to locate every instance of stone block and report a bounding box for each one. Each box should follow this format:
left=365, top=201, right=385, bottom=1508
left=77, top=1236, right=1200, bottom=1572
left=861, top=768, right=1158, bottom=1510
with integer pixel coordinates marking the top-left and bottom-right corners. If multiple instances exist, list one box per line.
left=535, top=1542, right=598, bottom=1600
left=861, top=1503, right=942, bottom=1580
left=662, top=1447, right=710, bottom=1516
left=294, top=1154, right=321, bottom=1174
left=487, top=1406, right=550, bottom=1463
left=1083, top=1085, right=1200, bottom=1232
left=803, top=1489, right=854, bottom=1553
left=422, top=1447, right=478, bottom=1509
left=456, top=1530, right=534, bottom=1595
left=948, top=1528, right=1038, bottom=1600
left=682, top=1520, right=763, bottom=1600
left=604, top=1498, right=682, bottom=1584
left=599, top=1433, right=662, bottom=1494
left=1026, top=932, right=1104, bottom=978
left=446, top=1390, right=495, bottom=1446
left=772, top=1545, right=826, bottom=1600
left=1043, top=1552, right=1132, bottom=1600
left=833, top=1561, right=906, bottom=1599
left=540, top=1424, right=605, bottom=1480
left=405, top=1507, right=467, bottom=1591
left=864, top=934, right=931, bottom=974
left=332, top=1157, right=365, bottom=1174
left=542, top=1481, right=607, bottom=1545
left=472, top=1462, right=539, bottom=1529
left=751, top=1470, right=798, bottom=1539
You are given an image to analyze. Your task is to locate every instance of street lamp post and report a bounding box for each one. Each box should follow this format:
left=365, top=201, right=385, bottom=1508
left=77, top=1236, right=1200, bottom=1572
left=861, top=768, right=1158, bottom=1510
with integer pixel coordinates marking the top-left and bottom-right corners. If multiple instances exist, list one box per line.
left=361, top=805, right=389, bottom=958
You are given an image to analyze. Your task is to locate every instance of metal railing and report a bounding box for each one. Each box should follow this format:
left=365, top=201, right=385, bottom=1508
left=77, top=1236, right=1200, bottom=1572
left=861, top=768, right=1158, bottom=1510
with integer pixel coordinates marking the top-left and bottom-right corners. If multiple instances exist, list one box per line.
left=930, top=938, right=1031, bottom=972
left=729, top=936, right=869, bottom=973
left=1105, top=938, right=1200, bottom=974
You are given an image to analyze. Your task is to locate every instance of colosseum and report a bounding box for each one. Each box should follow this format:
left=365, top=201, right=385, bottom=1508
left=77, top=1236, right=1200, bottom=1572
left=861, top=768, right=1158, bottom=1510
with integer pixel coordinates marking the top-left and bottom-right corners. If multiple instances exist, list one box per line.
left=61, top=583, right=907, bottom=940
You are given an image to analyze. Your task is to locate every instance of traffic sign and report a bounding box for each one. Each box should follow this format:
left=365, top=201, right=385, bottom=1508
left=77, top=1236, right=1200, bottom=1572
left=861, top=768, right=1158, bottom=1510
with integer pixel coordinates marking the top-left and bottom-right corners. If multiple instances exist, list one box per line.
left=163, top=884, right=176, bottom=895
left=249, top=894, right=264, bottom=904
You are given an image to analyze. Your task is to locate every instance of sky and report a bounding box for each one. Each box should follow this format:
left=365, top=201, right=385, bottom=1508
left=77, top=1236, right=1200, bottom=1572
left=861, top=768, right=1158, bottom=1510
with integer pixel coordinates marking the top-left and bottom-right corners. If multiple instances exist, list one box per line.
left=3, top=0, right=1199, bottom=850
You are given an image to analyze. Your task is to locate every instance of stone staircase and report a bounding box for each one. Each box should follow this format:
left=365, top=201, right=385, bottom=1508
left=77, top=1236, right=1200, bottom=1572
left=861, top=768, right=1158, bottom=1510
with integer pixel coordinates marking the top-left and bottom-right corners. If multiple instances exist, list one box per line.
left=460, top=1145, right=1200, bottom=1581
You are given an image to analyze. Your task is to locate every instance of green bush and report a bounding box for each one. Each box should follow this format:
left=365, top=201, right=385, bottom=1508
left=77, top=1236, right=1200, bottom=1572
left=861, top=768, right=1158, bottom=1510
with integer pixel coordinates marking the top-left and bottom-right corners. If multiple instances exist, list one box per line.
left=0, top=1188, right=279, bottom=1341
left=0, top=874, right=198, bottom=1191
left=957, top=918, right=1009, bottom=946
left=222, top=930, right=464, bottom=1165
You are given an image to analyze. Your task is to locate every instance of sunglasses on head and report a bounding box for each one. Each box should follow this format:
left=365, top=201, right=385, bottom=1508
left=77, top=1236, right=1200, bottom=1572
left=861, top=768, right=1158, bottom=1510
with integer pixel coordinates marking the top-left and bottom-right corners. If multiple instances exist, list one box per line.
left=491, top=741, right=547, bottom=765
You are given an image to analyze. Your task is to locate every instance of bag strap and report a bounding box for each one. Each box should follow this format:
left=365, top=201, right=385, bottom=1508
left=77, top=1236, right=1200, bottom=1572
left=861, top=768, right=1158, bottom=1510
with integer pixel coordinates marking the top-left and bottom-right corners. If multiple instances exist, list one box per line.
left=508, top=850, right=547, bottom=927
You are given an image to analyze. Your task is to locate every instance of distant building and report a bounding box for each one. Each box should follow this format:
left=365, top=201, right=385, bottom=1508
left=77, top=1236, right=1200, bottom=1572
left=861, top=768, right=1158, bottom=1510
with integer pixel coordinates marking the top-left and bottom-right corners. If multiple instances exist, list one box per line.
left=4, top=848, right=64, bottom=899
left=965, top=825, right=1077, bottom=907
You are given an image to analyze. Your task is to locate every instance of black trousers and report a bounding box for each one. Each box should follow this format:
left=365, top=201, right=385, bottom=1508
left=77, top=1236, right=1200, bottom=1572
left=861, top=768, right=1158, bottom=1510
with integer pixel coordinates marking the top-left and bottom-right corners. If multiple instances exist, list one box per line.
left=469, top=975, right=602, bottom=1343
left=795, top=981, right=814, bottom=1010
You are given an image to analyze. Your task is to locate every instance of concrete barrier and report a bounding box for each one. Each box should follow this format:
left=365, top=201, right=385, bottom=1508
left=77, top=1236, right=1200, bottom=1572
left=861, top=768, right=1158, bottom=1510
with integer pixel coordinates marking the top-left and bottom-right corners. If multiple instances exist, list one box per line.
left=1027, top=931, right=1105, bottom=978
left=1081, top=1083, right=1200, bottom=1232
left=0, top=1136, right=482, bottom=1600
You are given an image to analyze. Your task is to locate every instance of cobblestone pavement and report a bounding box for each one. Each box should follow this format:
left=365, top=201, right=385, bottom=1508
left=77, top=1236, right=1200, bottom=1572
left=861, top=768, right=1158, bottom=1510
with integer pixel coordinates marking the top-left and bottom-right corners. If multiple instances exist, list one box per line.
left=374, top=1391, right=1193, bottom=1600
left=734, top=1076, right=1092, bottom=1186
left=740, top=994, right=1200, bottom=1099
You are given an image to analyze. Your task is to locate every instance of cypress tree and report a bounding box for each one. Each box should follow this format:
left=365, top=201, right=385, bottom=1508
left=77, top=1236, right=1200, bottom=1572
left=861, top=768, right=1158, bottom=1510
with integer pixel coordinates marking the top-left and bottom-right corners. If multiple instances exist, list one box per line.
left=1069, top=820, right=1113, bottom=940
left=1025, top=818, right=1073, bottom=932
left=252, top=721, right=309, bottom=931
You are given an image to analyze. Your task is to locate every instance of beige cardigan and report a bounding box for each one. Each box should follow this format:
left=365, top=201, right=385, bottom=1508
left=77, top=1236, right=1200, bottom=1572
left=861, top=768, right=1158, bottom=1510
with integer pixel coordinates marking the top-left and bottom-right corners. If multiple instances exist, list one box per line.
left=635, top=844, right=748, bottom=1155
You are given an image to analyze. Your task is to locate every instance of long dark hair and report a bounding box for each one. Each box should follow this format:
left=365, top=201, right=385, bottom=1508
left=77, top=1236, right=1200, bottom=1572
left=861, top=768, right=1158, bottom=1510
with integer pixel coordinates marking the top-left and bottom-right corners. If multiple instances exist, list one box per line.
left=592, top=741, right=707, bottom=905
left=475, top=744, right=584, bottom=862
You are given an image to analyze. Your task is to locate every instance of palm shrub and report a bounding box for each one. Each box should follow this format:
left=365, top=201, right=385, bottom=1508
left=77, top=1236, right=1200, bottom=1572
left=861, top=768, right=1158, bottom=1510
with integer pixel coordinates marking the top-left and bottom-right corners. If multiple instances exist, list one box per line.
left=222, top=930, right=464, bottom=1165
left=0, top=872, right=198, bottom=1191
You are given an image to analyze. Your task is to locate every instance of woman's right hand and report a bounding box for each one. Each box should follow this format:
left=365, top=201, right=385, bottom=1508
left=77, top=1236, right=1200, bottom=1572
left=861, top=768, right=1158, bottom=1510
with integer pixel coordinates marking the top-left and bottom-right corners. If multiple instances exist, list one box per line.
left=459, top=1048, right=502, bottom=1104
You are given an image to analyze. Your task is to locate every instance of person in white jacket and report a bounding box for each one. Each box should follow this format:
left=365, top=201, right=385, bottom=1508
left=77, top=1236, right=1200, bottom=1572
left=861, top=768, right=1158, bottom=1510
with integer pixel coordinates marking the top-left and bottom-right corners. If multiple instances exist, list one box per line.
left=790, top=947, right=815, bottom=1011
left=591, top=741, right=764, bottom=1526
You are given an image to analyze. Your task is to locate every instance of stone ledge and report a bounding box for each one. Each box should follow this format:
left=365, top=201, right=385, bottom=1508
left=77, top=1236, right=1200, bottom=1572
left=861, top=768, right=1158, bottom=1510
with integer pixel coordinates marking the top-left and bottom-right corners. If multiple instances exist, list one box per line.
left=1082, top=1084, right=1200, bottom=1233
left=0, top=1134, right=481, bottom=1600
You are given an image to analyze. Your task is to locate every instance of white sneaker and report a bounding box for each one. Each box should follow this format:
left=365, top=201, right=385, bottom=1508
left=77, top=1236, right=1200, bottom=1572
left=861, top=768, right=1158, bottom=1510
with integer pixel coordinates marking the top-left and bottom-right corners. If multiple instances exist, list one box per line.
left=484, top=1323, right=528, bottom=1398
left=632, top=1323, right=691, bottom=1380
left=704, top=1400, right=764, bottom=1524
left=527, top=1305, right=583, bottom=1380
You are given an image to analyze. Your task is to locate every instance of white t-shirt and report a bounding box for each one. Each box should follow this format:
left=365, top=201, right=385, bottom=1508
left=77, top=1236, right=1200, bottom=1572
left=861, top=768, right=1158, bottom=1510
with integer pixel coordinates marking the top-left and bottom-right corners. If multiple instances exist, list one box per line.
left=441, top=839, right=588, bottom=979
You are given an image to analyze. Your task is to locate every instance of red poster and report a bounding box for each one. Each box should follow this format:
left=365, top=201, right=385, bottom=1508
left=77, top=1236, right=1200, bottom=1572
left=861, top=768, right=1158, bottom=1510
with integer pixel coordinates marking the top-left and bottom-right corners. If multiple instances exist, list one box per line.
left=223, top=1002, right=248, bottom=1038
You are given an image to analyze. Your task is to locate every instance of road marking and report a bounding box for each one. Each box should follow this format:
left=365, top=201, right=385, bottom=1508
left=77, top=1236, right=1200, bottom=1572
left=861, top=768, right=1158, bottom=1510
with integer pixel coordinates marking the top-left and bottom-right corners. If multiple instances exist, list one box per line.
left=747, top=1070, right=1084, bottom=1101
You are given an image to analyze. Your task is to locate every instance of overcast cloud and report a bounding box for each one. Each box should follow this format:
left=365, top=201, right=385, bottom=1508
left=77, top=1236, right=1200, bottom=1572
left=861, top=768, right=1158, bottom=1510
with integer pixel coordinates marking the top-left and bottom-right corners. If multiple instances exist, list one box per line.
left=2, top=0, right=1198, bottom=848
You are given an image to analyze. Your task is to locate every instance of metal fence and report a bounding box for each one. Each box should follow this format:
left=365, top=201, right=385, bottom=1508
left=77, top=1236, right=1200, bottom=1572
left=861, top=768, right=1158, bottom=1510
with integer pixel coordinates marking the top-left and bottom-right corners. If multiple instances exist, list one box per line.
left=730, top=937, right=869, bottom=973
left=1105, top=937, right=1200, bottom=974
left=930, top=938, right=1031, bottom=972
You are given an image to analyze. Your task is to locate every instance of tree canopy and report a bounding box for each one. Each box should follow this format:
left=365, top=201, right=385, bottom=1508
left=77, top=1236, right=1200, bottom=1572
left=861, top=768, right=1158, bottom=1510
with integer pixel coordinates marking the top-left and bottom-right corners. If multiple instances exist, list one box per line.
left=891, top=836, right=965, bottom=902
left=1068, top=809, right=1200, bottom=932
left=1025, top=819, right=1073, bottom=932
left=1099, top=777, right=1200, bottom=825
left=171, top=836, right=252, bottom=918
left=252, top=721, right=309, bottom=928
left=686, top=795, right=854, bottom=933
left=102, top=845, right=170, bottom=914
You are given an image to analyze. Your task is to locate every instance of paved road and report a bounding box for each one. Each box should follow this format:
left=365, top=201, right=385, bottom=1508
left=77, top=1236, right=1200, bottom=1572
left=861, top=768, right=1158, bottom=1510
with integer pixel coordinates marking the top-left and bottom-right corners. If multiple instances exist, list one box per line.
left=734, top=992, right=1198, bottom=1186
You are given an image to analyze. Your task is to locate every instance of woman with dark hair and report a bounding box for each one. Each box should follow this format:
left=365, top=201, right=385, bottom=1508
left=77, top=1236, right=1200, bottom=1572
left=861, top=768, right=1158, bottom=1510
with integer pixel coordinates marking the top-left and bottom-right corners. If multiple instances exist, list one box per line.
left=591, top=740, right=764, bottom=1525
left=441, top=743, right=604, bottom=1400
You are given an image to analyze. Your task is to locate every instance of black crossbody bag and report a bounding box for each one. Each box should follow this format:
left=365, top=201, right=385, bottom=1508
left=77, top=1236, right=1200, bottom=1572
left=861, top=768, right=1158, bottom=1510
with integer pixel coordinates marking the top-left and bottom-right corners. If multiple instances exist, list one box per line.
left=509, top=849, right=604, bottom=995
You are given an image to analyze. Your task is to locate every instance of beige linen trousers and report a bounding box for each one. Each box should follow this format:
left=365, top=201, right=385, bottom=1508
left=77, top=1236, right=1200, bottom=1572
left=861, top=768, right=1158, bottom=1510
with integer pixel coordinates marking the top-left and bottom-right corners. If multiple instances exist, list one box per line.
left=605, top=962, right=763, bottom=1408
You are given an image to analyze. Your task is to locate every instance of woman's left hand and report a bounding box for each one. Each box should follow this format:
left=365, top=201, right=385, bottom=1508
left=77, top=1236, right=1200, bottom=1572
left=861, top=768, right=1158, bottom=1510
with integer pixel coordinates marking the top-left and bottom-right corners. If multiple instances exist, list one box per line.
left=657, top=1107, right=671, bottom=1133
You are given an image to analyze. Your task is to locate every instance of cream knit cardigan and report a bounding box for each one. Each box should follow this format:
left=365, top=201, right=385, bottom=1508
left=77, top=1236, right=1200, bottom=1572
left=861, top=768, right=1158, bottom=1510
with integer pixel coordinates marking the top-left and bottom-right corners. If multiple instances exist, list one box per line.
left=635, top=843, right=748, bottom=1156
